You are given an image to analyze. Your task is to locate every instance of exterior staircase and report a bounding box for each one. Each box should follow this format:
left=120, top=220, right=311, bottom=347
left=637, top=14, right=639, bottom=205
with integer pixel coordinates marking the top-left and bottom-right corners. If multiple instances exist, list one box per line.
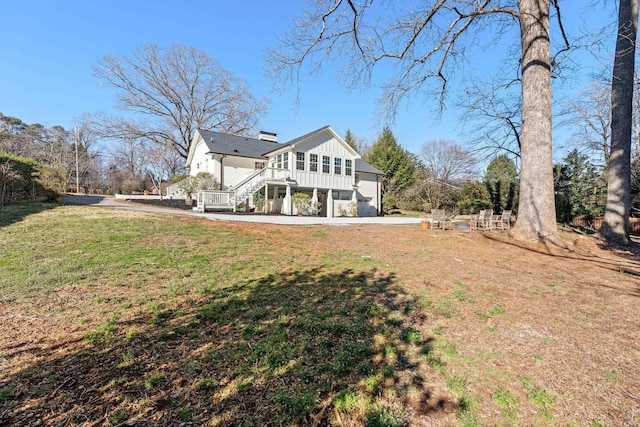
left=194, top=167, right=290, bottom=213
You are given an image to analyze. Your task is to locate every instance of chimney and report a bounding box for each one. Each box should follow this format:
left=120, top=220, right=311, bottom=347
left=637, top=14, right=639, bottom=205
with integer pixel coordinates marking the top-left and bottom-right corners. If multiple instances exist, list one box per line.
left=259, top=131, right=278, bottom=143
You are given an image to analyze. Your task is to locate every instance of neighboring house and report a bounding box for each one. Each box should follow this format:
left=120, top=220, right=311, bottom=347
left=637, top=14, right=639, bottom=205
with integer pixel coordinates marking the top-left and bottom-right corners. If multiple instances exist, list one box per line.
left=184, top=126, right=383, bottom=217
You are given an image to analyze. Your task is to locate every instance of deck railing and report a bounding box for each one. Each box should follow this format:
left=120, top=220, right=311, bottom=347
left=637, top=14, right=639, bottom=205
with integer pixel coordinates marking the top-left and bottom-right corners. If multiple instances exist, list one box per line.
left=195, top=190, right=235, bottom=212
left=194, top=167, right=291, bottom=212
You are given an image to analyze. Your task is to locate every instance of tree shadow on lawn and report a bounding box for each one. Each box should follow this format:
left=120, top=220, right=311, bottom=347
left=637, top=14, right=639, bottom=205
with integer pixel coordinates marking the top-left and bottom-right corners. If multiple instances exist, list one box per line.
left=0, top=201, right=59, bottom=228
left=483, top=232, right=640, bottom=297
left=0, top=268, right=456, bottom=426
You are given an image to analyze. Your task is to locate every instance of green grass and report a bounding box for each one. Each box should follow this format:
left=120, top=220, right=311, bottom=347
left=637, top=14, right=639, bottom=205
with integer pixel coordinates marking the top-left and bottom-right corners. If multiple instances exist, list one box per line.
left=2, top=202, right=625, bottom=426
left=0, top=386, right=14, bottom=402
left=3, top=204, right=432, bottom=425
left=492, top=389, right=518, bottom=421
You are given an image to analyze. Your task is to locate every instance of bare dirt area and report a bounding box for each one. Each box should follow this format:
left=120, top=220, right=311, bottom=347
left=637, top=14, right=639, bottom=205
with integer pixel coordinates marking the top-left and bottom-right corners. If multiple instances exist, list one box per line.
left=1, top=210, right=639, bottom=426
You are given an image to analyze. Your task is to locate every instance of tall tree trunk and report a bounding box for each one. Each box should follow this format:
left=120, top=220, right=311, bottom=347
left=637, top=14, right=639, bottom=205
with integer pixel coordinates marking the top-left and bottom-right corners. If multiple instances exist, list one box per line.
left=511, top=0, right=563, bottom=245
left=601, top=0, right=638, bottom=246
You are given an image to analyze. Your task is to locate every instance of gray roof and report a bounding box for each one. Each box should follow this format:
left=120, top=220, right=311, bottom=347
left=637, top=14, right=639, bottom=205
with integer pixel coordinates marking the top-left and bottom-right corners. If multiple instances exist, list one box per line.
left=197, top=129, right=280, bottom=159
left=262, top=125, right=332, bottom=155
left=196, top=128, right=384, bottom=175
left=355, top=159, right=384, bottom=175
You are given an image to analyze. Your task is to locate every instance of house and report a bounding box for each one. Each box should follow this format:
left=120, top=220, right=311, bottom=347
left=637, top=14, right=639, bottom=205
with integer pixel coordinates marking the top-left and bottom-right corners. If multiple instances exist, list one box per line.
left=184, top=126, right=383, bottom=217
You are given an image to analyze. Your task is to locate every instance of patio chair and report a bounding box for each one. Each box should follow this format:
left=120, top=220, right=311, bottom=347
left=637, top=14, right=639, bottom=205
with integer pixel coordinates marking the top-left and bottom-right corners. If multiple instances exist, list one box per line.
left=470, top=209, right=493, bottom=230
left=491, top=210, right=512, bottom=230
left=429, top=209, right=452, bottom=230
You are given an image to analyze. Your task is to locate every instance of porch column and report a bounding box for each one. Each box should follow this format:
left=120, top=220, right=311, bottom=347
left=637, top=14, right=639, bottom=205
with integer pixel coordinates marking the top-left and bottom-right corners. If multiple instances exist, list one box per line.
left=272, top=186, right=278, bottom=214
left=264, top=183, right=268, bottom=213
left=351, top=190, right=358, bottom=217
left=327, top=189, right=333, bottom=218
left=284, top=185, right=292, bottom=215
left=312, top=188, right=318, bottom=215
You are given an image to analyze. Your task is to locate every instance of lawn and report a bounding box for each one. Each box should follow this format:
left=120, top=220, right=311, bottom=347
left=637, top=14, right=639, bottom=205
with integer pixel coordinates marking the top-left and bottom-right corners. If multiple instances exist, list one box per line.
left=0, top=202, right=639, bottom=426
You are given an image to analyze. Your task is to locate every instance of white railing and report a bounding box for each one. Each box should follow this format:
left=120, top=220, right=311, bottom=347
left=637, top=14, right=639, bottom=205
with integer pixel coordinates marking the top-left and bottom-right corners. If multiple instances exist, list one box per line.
left=264, top=167, right=290, bottom=181
left=194, top=167, right=291, bottom=212
left=231, top=167, right=290, bottom=205
left=165, top=178, right=188, bottom=199
left=195, top=190, right=235, bottom=212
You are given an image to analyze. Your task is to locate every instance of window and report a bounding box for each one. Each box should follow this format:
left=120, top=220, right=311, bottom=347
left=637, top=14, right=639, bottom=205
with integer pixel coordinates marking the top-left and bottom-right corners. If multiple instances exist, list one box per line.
left=255, top=161, right=265, bottom=169
left=276, top=153, right=289, bottom=169
left=310, top=154, right=318, bottom=172
left=322, top=155, right=330, bottom=173
left=334, top=157, right=342, bottom=175
left=345, top=159, right=352, bottom=176
left=296, top=152, right=305, bottom=170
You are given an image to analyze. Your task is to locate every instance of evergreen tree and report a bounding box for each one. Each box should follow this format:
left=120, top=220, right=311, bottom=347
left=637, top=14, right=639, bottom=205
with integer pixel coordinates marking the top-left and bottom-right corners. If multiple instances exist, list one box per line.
left=364, top=127, right=417, bottom=210
left=484, top=155, right=519, bottom=213
left=554, top=149, right=604, bottom=223
left=344, top=128, right=358, bottom=152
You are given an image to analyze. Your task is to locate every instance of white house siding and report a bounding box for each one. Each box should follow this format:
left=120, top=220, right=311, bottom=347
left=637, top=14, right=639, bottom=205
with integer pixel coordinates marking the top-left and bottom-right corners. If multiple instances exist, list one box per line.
left=189, top=139, right=216, bottom=176
left=293, top=170, right=354, bottom=191
left=356, top=173, right=380, bottom=216
left=290, top=132, right=358, bottom=191
left=220, top=156, right=261, bottom=190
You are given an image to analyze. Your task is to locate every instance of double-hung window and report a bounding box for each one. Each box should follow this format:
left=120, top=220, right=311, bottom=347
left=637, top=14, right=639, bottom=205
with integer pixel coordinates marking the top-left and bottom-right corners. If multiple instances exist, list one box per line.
left=309, top=154, right=318, bottom=172
left=296, top=152, right=305, bottom=170
left=322, top=155, right=330, bottom=173
left=334, top=157, right=342, bottom=175
left=277, top=153, right=289, bottom=170
left=345, top=159, right=352, bottom=176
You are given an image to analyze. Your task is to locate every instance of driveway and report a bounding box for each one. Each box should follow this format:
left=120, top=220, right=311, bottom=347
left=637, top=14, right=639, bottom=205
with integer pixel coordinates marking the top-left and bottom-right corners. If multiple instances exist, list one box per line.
left=63, top=195, right=423, bottom=226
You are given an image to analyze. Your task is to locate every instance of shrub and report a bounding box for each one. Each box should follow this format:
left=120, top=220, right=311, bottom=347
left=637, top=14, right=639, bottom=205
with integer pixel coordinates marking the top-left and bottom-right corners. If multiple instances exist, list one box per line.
left=178, top=172, right=220, bottom=199
left=292, top=193, right=320, bottom=215
left=338, top=202, right=358, bottom=217
left=0, top=151, right=60, bottom=205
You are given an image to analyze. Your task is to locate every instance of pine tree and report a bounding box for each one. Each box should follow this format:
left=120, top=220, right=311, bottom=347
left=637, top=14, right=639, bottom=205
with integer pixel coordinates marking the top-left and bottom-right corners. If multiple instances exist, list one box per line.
left=364, top=127, right=417, bottom=207
left=484, top=155, right=519, bottom=213
left=344, top=129, right=358, bottom=152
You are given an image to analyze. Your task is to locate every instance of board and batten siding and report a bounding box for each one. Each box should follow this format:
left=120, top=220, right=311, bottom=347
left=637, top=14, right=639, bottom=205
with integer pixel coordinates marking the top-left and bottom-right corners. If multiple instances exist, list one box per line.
left=290, top=133, right=357, bottom=191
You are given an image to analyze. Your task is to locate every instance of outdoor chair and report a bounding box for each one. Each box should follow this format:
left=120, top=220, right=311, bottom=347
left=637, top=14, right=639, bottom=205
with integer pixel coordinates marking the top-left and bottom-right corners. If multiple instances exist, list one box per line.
left=491, top=210, right=512, bottom=230
left=429, top=209, right=452, bottom=230
left=470, top=209, right=493, bottom=230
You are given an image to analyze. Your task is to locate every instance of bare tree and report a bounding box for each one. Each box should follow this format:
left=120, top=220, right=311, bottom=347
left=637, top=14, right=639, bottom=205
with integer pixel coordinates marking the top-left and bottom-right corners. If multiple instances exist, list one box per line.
left=269, top=0, right=569, bottom=244
left=600, top=0, right=638, bottom=246
left=109, top=137, right=145, bottom=187
left=457, top=78, right=522, bottom=159
left=141, top=141, right=184, bottom=198
left=93, top=44, right=268, bottom=159
left=420, top=139, right=477, bottom=182
left=402, top=170, right=460, bottom=211
left=560, top=81, right=611, bottom=165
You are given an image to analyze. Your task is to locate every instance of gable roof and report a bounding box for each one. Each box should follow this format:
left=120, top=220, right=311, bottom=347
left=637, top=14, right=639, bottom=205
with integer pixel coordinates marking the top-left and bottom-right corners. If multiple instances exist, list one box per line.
left=188, top=127, right=383, bottom=175
left=196, top=129, right=281, bottom=159
left=264, top=125, right=360, bottom=158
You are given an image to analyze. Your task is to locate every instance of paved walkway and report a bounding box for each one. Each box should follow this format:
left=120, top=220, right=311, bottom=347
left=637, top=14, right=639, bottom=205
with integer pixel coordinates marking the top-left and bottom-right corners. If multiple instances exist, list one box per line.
left=63, top=195, right=424, bottom=226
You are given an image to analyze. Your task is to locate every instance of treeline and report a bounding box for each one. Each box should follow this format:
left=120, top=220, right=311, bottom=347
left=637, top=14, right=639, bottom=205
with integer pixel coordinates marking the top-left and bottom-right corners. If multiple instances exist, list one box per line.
left=361, top=127, right=640, bottom=225
left=0, top=113, right=99, bottom=205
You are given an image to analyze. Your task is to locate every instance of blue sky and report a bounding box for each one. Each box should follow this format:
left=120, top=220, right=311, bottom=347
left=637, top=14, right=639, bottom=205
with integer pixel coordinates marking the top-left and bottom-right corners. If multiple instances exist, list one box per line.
left=0, top=1, right=616, bottom=158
